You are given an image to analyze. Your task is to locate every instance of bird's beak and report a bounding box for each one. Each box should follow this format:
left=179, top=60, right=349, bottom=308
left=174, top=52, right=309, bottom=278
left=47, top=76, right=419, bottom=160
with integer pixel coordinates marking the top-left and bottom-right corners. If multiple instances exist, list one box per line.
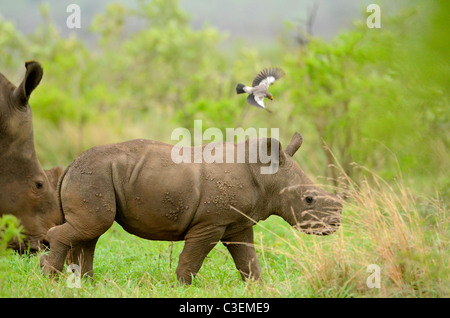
left=269, top=96, right=273, bottom=100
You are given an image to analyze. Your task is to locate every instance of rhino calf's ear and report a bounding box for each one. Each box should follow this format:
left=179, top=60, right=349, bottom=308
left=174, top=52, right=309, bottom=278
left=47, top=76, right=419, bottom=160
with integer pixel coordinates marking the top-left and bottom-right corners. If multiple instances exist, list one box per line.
left=284, top=132, right=303, bottom=157
left=12, top=61, right=43, bottom=106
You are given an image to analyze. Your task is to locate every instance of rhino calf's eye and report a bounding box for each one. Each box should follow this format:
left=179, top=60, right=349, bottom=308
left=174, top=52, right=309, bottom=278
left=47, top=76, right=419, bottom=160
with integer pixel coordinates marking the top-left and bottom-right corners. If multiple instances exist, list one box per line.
left=35, top=182, right=43, bottom=189
left=305, top=196, right=314, bottom=204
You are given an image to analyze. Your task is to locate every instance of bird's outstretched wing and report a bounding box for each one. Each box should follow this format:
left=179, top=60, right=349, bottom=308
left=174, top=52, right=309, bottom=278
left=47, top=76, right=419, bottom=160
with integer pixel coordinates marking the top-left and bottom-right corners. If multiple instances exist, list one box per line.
left=247, top=93, right=264, bottom=108
left=246, top=94, right=272, bottom=113
left=252, top=67, right=285, bottom=87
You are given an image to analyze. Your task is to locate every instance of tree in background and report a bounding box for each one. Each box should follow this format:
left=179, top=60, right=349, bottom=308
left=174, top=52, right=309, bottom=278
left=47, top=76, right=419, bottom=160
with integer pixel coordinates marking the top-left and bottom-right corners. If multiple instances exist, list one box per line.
left=283, top=1, right=449, bottom=192
left=0, top=0, right=447, bottom=196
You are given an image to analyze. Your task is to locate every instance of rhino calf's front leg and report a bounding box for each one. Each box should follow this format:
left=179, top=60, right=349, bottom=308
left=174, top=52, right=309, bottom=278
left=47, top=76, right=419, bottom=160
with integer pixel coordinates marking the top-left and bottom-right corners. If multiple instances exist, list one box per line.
left=222, top=228, right=261, bottom=281
left=176, top=226, right=225, bottom=284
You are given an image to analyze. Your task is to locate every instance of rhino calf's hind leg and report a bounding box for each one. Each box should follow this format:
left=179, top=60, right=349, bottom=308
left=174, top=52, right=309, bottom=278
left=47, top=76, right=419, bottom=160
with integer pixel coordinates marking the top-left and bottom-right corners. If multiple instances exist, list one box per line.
left=40, top=222, right=77, bottom=275
left=42, top=221, right=110, bottom=277
left=66, top=238, right=99, bottom=278
left=41, top=186, right=116, bottom=278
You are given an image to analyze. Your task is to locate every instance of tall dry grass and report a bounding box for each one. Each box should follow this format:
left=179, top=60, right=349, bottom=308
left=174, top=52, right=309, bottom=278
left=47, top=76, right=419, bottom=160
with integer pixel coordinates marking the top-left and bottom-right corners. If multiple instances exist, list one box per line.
left=28, top=118, right=449, bottom=296
left=253, top=161, right=448, bottom=297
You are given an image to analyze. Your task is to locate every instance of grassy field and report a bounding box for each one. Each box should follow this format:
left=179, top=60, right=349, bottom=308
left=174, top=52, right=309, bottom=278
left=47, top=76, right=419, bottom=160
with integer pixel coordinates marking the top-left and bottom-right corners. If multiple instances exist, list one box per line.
left=1, top=168, right=447, bottom=298
left=0, top=0, right=448, bottom=299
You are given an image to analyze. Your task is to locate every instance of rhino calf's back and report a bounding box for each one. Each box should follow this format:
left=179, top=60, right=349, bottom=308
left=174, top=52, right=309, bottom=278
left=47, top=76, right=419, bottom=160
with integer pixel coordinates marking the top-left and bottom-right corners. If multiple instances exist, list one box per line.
left=60, top=139, right=203, bottom=241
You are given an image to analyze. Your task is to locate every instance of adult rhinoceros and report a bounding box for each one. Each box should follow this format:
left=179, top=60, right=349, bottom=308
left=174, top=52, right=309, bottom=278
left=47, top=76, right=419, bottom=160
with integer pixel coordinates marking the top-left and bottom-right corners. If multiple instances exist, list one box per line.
left=0, top=61, right=63, bottom=252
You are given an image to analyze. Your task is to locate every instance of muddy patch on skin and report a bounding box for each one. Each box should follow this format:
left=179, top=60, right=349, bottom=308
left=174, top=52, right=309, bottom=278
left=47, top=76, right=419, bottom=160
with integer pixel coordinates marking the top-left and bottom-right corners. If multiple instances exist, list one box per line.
left=162, top=191, right=189, bottom=221
left=204, top=179, right=238, bottom=214
left=134, top=196, right=143, bottom=206
left=160, top=156, right=175, bottom=168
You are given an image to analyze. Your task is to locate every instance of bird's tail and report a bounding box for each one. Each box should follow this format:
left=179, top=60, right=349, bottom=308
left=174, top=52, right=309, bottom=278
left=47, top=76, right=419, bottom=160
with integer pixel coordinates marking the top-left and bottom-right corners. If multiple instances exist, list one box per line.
left=236, top=83, right=246, bottom=94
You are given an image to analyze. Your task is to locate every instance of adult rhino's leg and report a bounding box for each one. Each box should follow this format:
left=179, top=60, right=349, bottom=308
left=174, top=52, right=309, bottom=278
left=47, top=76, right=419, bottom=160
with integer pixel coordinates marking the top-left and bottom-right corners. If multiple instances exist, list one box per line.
left=222, top=228, right=261, bottom=281
left=176, top=225, right=225, bottom=285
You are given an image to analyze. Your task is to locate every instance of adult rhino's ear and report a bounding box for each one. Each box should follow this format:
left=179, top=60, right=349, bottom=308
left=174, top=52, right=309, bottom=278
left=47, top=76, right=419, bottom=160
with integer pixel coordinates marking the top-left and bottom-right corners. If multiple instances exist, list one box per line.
left=284, top=132, right=303, bottom=157
left=12, top=61, right=43, bottom=107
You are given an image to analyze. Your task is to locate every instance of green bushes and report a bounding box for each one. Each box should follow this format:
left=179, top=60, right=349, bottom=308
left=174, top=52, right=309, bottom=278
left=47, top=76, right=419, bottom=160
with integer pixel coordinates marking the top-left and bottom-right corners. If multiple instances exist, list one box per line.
left=0, top=1, right=447, bottom=195
left=0, top=0, right=447, bottom=297
left=0, top=215, right=23, bottom=254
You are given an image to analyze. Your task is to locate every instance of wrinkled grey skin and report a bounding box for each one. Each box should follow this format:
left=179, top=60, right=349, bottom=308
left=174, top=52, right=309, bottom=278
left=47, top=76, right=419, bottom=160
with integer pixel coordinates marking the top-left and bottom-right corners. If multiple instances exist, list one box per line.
left=0, top=62, right=63, bottom=253
left=41, top=132, right=342, bottom=284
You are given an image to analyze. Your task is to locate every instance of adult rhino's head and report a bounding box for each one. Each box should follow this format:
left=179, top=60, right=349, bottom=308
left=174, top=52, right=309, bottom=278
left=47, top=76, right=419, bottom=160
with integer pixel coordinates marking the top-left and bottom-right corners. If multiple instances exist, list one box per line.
left=0, top=61, right=63, bottom=253
left=267, top=132, right=343, bottom=236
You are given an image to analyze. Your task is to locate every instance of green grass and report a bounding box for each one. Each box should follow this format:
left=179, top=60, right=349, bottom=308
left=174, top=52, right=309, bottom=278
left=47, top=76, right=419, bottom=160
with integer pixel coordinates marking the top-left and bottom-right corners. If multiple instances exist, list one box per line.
left=0, top=169, right=448, bottom=298
left=1, top=220, right=309, bottom=298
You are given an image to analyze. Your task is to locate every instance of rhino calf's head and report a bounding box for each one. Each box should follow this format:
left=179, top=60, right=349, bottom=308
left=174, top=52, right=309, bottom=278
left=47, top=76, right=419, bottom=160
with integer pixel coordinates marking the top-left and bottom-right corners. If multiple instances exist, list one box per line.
left=267, top=132, right=343, bottom=236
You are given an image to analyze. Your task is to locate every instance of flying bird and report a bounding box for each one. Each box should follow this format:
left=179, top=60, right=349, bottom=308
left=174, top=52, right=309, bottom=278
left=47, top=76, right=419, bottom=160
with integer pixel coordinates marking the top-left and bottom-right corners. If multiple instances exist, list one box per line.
left=236, top=67, right=285, bottom=112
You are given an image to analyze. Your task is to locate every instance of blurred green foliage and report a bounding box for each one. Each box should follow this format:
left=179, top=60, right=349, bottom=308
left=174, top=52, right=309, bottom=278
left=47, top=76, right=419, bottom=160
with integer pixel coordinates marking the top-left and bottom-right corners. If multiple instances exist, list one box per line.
left=285, top=2, right=449, bottom=186
left=0, top=0, right=448, bottom=195
left=0, top=215, right=23, bottom=254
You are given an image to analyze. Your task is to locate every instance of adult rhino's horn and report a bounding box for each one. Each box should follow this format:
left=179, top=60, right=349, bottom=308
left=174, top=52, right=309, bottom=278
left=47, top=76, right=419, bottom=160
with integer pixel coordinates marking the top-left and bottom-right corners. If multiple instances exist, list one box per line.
left=284, top=132, right=303, bottom=157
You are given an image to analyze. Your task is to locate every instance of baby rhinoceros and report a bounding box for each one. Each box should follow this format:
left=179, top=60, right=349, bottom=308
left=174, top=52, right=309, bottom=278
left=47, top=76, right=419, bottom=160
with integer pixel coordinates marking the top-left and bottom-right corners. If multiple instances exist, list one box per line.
left=41, top=132, right=343, bottom=284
